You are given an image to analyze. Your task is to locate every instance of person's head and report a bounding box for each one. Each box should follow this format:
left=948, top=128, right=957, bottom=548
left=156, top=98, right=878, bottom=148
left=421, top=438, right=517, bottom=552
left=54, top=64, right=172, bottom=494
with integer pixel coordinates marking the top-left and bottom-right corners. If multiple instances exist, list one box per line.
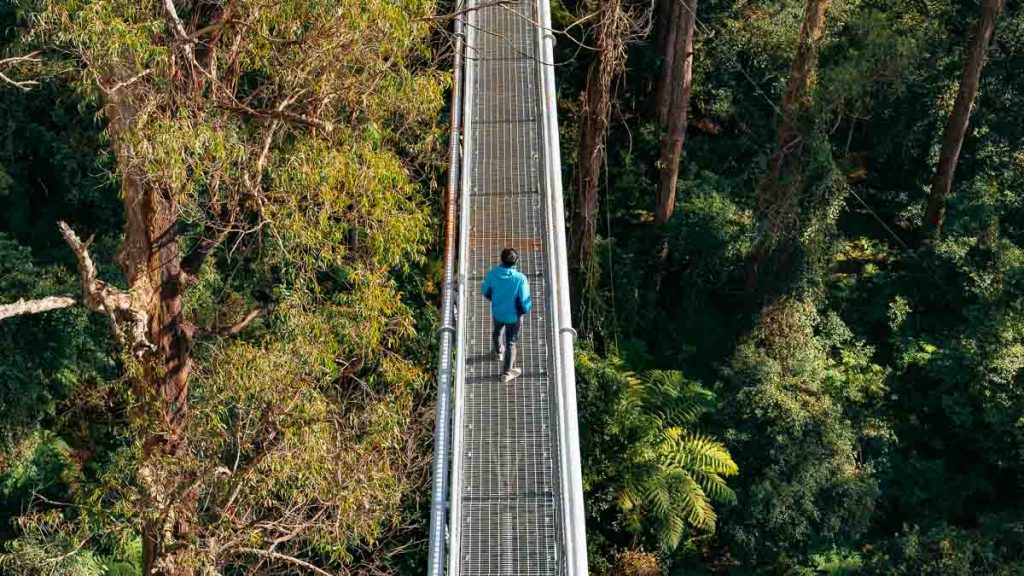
left=500, top=247, right=518, bottom=267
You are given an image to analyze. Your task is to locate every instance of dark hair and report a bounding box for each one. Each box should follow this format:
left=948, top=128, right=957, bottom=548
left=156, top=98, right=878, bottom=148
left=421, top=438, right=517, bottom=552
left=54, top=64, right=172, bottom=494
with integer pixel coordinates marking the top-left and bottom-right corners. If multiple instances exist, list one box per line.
left=501, top=247, right=518, bottom=267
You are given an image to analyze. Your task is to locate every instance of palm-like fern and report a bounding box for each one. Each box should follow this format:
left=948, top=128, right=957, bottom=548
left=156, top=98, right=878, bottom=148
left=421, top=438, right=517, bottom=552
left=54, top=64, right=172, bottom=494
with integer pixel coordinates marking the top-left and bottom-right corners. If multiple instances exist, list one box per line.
left=612, top=369, right=738, bottom=550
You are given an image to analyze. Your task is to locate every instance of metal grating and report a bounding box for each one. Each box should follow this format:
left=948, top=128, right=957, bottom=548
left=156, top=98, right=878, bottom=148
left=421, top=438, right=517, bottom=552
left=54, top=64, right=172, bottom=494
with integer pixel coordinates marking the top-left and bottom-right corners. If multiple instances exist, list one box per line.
left=454, top=0, right=562, bottom=574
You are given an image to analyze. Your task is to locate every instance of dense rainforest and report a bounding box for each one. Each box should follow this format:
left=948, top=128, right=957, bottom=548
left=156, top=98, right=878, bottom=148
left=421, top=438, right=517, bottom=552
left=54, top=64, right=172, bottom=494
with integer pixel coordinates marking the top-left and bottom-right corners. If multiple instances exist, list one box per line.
left=0, top=0, right=1021, bottom=575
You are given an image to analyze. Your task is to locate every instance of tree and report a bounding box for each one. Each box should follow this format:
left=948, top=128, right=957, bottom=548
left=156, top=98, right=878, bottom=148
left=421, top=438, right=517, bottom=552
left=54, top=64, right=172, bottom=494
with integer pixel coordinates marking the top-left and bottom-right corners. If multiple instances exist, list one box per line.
left=748, top=0, right=829, bottom=290
left=654, top=0, right=679, bottom=126
left=1, top=1, right=443, bottom=573
left=572, top=0, right=641, bottom=301
left=722, top=299, right=886, bottom=568
left=654, top=0, right=698, bottom=231
left=922, top=0, right=1004, bottom=238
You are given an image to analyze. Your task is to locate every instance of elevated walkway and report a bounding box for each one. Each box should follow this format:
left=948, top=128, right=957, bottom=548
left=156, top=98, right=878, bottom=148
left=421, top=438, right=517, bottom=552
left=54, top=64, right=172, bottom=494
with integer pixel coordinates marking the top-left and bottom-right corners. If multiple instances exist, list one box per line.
left=427, top=1, right=588, bottom=575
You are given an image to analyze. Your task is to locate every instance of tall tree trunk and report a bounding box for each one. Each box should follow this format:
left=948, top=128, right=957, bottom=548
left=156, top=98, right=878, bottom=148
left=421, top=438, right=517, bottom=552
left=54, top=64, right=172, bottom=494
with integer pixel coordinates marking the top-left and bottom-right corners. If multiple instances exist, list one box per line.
left=573, top=64, right=607, bottom=278
left=572, top=0, right=628, bottom=277
left=654, top=0, right=697, bottom=227
left=748, top=0, right=829, bottom=290
left=923, top=0, right=1003, bottom=239
left=105, top=87, right=193, bottom=576
left=654, top=0, right=680, bottom=125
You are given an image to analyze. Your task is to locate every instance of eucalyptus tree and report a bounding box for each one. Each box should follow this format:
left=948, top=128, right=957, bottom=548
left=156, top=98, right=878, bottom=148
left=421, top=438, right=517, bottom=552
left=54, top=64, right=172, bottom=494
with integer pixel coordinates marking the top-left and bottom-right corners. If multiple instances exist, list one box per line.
left=654, top=0, right=697, bottom=229
left=0, top=0, right=443, bottom=573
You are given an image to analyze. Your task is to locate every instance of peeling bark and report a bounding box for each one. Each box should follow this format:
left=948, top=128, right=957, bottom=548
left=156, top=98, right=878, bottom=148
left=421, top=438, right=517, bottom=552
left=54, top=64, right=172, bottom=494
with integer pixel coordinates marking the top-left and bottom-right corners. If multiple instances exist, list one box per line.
left=102, top=78, right=193, bottom=574
left=654, top=0, right=680, bottom=126
left=572, top=0, right=631, bottom=277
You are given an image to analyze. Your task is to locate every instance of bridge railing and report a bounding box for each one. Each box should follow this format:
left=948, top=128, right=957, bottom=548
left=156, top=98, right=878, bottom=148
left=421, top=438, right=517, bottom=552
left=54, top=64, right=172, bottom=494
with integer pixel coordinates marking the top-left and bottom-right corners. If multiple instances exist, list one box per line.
left=426, top=3, right=464, bottom=576
left=534, top=0, right=589, bottom=573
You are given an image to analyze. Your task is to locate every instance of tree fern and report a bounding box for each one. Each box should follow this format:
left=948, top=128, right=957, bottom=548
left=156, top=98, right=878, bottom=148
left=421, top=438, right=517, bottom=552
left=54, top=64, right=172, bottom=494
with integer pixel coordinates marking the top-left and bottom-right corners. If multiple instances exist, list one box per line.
left=579, top=350, right=739, bottom=551
left=665, top=467, right=716, bottom=531
left=582, top=355, right=740, bottom=550
left=662, top=428, right=739, bottom=476
left=691, top=468, right=739, bottom=505
left=638, top=370, right=714, bottom=426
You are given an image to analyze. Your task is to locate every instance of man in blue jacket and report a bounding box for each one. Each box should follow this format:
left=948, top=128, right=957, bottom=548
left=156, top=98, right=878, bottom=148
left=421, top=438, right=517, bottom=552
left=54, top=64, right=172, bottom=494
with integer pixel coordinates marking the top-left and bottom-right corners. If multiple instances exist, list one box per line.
left=481, top=247, right=533, bottom=382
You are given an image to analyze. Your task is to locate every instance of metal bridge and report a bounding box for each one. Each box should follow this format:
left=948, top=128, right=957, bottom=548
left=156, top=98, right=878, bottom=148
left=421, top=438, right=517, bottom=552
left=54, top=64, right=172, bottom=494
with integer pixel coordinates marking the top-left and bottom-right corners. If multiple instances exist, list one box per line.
left=427, top=1, right=588, bottom=575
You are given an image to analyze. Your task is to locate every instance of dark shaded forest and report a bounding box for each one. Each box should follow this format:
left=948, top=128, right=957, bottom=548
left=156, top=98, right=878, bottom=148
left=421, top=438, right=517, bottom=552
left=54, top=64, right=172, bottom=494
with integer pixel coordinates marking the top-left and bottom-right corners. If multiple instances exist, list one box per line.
left=0, top=0, right=1021, bottom=575
left=558, top=0, right=1024, bottom=573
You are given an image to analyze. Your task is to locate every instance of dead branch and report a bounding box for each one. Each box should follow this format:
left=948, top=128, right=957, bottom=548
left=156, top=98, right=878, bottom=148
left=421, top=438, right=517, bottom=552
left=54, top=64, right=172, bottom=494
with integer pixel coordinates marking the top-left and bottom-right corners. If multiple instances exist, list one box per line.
left=235, top=547, right=340, bottom=576
left=0, top=296, right=78, bottom=321
left=57, top=221, right=154, bottom=358
left=421, top=0, right=515, bottom=21
left=188, top=308, right=264, bottom=340
left=217, top=100, right=333, bottom=132
left=0, top=52, right=40, bottom=91
left=162, top=0, right=190, bottom=41
left=0, top=222, right=154, bottom=358
left=214, top=308, right=263, bottom=336
left=99, top=69, right=153, bottom=95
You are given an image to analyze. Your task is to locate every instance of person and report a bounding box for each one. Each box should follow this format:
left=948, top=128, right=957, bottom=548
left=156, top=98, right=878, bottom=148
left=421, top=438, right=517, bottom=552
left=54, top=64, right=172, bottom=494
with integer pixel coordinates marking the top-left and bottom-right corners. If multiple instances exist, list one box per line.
left=481, top=247, right=532, bottom=382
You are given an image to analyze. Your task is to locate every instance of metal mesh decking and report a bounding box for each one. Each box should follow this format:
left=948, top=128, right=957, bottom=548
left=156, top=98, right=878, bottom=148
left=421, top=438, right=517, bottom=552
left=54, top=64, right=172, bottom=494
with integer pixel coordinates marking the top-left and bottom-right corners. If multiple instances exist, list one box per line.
left=452, top=1, right=562, bottom=574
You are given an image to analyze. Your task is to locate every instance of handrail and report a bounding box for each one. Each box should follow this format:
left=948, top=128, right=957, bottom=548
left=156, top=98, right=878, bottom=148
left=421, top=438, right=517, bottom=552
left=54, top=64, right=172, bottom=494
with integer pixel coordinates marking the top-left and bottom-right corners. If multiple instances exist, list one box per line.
left=426, top=5, right=466, bottom=576
left=534, top=1, right=590, bottom=574
left=445, top=0, right=479, bottom=573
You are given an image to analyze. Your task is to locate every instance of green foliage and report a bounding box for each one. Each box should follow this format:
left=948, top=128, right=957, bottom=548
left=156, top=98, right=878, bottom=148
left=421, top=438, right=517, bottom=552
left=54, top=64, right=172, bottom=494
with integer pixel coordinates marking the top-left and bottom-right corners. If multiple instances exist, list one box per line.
left=577, top=350, right=737, bottom=568
left=860, top=519, right=1024, bottom=576
left=555, top=0, right=1024, bottom=571
left=721, top=298, right=887, bottom=567
left=0, top=0, right=1022, bottom=572
left=0, top=235, right=120, bottom=476
left=1, top=0, right=446, bottom=571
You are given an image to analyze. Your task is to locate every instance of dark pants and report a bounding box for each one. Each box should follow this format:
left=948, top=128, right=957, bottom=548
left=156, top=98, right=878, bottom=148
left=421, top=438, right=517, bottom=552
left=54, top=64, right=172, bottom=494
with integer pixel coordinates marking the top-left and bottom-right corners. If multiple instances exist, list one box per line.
left=492, top=318, right=521, bottom=374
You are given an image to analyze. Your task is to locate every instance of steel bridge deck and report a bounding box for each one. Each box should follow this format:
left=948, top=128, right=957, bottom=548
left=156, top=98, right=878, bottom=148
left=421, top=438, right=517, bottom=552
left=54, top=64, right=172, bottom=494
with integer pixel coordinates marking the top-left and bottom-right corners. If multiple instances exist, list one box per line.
left=451, top=1, right=562, bottom=574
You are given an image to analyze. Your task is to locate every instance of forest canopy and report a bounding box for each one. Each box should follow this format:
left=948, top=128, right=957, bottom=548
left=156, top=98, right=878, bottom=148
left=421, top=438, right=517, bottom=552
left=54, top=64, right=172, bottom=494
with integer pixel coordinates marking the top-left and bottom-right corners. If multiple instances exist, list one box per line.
left=0, top=0, right=1022, bottom=575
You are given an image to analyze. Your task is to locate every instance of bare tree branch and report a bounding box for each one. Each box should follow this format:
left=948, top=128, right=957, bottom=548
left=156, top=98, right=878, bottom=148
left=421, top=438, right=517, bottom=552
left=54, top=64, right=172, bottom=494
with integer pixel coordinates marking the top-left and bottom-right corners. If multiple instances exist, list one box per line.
left=162, top=0, right=192, bottom=44
left=217, top=100, right=333, bottom=132
left=0, top=296, right=78, bottom=321
left=99, top=69, right=153, bottom=95
left=57, top=221, right=155, bottom=357
left=235, top=547, right=340, bottom=576
left=421, top=0, right=515, bottom=21
left=184, top=308, right=264, bottom=340
left=0, top=52, right=41, bottom=91
left=214, top=308, right=264, bottom=336
left=57, top=221, right=99, bottom=296
left=0, top=223, right=154, bottom=358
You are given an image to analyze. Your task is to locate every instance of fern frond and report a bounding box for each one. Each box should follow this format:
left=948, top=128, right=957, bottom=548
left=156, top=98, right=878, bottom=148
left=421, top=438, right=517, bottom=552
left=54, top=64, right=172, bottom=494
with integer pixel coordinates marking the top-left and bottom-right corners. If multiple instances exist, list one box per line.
left=670, top=470, right=717, bottom=532
left=645, top=477, right=673, bottom=521
left=619, top=486, right=638, bottom=512
left=691, top=469, right=738, bottom=505
left=663, top=509, right=686, bottom=550
left=662, top=429, right=739, bottom=475
left=640, top=371, right=715, bottom=424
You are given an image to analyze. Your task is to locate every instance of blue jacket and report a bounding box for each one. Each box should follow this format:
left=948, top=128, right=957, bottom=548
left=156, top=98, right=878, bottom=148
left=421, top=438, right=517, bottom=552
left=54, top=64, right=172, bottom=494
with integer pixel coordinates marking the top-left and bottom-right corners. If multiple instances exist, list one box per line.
left=481, top=264, right=532, bottom=324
